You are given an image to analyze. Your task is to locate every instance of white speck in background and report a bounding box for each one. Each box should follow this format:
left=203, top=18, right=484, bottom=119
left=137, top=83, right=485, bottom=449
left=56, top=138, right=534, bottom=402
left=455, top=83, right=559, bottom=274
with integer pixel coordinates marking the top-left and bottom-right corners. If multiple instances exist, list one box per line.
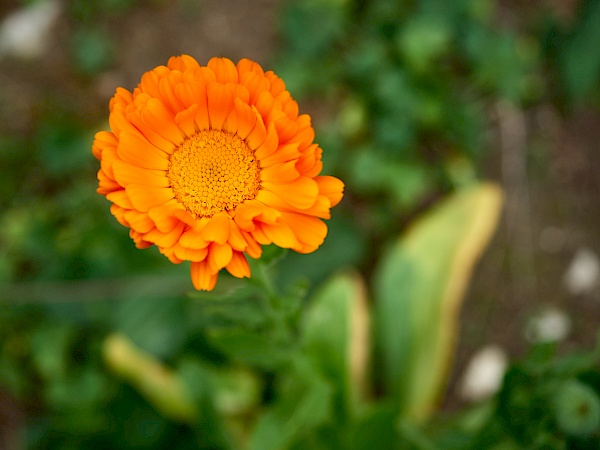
left=525, top=307, right=571, bottom=343
left=564, top=247, right=600, bottom=296
left=0, top=0, right=61, bottom=60
left=459, top=345, right=508, bottom=402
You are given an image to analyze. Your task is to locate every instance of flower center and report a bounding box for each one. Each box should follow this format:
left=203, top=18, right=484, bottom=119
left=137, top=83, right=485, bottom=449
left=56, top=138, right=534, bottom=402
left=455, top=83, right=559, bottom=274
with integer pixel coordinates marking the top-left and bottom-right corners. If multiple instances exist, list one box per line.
left=167, top=129, right=261, bottom=217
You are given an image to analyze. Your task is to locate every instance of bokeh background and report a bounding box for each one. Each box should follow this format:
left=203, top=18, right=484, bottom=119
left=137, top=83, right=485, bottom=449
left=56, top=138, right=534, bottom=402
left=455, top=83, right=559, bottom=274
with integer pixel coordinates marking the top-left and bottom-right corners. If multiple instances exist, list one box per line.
left=1, top=0, right=600, bottom=448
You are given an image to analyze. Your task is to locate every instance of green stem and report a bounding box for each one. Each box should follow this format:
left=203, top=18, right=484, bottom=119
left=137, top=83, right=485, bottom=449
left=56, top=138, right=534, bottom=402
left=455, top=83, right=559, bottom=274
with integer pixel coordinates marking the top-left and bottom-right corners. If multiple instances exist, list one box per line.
left=251, top=260, right=293, bottom=349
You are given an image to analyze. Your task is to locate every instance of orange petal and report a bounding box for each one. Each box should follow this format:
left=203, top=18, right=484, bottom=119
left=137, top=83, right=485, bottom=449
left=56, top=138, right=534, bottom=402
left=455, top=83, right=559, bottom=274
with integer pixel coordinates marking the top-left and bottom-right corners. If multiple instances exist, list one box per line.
left=229, top=83, right=250, bottom=104
left=261, top=222, right=298, bottom=249
left=275, top=90, right=299, bottom=118
left=233, top=201, right=261, bottom=231
left=148, top=203, right=183, bottom=232
left=158, top=73, right=185, bottom=114
left=260, top=160, right=300, bottom=184
left=315, top=175, right=344, bottom=207
left=225, top=251, right=251, bottom=278
left=255, top=202, right=282, bottom=225
left=300, top=195, right=332, bottom=220
left=208, top=242, right=233, bottom=273
left=124, top=210, right=155, bottom=233
left=92, top=131, right=116, bottom=160
left=236, top=58, right=265, bottom=78
left=266, top=71, right=286, bottom=97
left=126, top=184, right=174, bottom=212
left=274, top=116, right=299, bottom=144
left=254, top=189, right=293, bottom=213
left=228, top=220, right=248, bottom=251
left=254, top=122, right=279, bottom=160
left=222, top=104, right=238, bottom=135
left=107, top=190, right=133, bottom=209
left=295, top=145, right=323, bottom=178
left=255, top=91, right=276, bottom=122
left=207, top=57, right=238, bottom=84
left=175, top=79, right=210, bottom=129
left=118, top=129, right=170, bottom=170
left=139, top=65, right=170, bottom=98
left=261, top=177, right=319, bottom=210
left=233, top=99, right=258, bottom=140
left=288, top=116, right=315, bottom=148
left=140, top=98, right=185, bottom=145
left=245, top=111, right=267, bottom=150
left=130, top=229, right=153, bottom=249
left=110, top=87, right=133, bottom=113
left=174, top=104, right=200, bottom=137
left=251, top=224, right=271, bottom=245
left=160, top=246, right=183, bottom=264
left=193, top=67, right=218, bottom=85
left=259, top=143, right=301, bottom=168
left=100, top=145, right=119, bottom=179
left=201, top=212, right=231, bottom=244
left=191, top=260, right=218, bottom=290
left=281, top=212, right=327, bottom=254
left=144, top=221, right=185, bottom=248
left=180, top=227, right=209, bottom=249
left=207, top=83, right=234, bottom=130
left=241, top=230, right=262, bottom=258
left=173, top=244, right=208, bottom=262
left=112, top=160, right=169, bottom=187
left=167, top=54, right=201, bottom=71
left=240, top=71, right=270, bottom=105
left=110, top=204, right=129, bottom=227
left=97, top=169, right=121, bottom=195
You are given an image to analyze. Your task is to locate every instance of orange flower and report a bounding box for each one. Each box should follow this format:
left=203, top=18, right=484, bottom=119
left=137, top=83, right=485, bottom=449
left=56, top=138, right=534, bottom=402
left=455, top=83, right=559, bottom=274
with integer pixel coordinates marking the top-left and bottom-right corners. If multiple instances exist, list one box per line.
left=93, top=55, right=344, bottom=290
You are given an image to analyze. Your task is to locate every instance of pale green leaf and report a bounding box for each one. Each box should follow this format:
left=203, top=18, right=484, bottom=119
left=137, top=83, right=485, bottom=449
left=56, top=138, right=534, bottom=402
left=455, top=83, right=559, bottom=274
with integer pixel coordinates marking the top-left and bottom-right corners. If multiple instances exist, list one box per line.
left=374, top=182, right=503, bottom=421
left=302, top=271, right=369, bottom=418
left=103, top=333, right=197, bottom=423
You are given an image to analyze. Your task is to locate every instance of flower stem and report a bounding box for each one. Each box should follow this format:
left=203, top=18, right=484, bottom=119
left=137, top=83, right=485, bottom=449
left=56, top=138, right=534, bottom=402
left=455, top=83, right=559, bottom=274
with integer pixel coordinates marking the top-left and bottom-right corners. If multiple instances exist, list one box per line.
left=251, top=260, right=293, bottom=350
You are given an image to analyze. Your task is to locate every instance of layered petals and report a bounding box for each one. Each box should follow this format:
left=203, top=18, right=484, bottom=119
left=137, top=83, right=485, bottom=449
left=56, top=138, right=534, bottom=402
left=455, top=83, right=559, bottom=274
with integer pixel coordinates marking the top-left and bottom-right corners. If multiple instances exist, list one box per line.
left=94, top=54, right=344, bottom=291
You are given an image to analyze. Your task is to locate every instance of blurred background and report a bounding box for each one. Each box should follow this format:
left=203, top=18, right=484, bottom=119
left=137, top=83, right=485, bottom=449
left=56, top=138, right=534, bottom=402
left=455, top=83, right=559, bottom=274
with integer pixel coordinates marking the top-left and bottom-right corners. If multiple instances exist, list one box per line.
left=1, top=0, right=600, bottom=448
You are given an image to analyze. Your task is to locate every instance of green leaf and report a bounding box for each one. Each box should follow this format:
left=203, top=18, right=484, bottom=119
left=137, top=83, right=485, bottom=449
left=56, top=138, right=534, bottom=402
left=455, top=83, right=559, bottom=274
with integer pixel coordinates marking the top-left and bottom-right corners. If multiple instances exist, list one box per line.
left=302, top=272, right=369, bottom=420
left=398, top=15, right=452, bottom=72
left=558, top=0, right=600, bottom=101
left=206, top=328, right=288, bottom=369
left=374, top=183, right=503, bottom=421
left=249, top=358, right=333, bottom=450
left=348, top=403, right=399, bottom=450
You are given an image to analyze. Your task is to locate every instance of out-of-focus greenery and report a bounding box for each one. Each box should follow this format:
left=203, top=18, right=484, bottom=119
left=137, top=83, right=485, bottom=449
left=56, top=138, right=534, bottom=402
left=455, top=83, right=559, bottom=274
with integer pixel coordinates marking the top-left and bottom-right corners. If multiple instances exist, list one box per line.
left=2, top=0, right=600, bottom=449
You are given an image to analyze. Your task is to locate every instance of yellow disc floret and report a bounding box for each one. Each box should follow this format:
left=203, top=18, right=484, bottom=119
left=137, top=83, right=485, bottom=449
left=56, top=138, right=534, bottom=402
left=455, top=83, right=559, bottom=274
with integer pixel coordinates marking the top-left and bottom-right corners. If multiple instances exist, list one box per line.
left=168, top=129, right=261, bottom=217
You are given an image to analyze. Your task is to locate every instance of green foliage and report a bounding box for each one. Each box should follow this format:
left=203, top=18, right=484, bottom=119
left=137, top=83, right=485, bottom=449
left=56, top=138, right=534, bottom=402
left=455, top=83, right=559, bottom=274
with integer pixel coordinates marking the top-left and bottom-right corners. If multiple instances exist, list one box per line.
left=275, top=0, right=540, bottom=226
left=457, top=341, right=600, bottom=449
left=548, top=0, right=600, bottom=102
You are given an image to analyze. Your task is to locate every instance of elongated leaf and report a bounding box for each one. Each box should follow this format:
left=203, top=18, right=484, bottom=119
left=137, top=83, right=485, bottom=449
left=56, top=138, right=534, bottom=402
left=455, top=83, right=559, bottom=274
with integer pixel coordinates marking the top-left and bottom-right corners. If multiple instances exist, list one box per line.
left=302, top=271, right=370, bottom=419
left=103, top=333, right=197, bottom=423
left=374, top=183, right=503, bottom=421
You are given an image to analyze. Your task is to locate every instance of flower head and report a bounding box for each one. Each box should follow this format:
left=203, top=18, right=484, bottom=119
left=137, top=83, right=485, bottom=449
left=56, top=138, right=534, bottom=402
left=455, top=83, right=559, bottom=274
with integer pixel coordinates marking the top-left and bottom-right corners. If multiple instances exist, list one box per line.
left=93, top=55, right=344, bottom=290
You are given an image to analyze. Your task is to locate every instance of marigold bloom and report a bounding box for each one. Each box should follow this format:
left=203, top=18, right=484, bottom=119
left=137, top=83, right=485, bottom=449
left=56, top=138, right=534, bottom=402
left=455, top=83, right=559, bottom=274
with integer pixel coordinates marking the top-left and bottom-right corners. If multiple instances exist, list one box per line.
left=93, top=55, right=344, bottom=290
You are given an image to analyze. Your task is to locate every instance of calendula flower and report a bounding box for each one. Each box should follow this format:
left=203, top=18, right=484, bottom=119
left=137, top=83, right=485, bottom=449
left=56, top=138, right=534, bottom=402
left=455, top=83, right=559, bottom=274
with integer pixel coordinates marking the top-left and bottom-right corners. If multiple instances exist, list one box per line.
left=93, top=55, right=344, bottom=290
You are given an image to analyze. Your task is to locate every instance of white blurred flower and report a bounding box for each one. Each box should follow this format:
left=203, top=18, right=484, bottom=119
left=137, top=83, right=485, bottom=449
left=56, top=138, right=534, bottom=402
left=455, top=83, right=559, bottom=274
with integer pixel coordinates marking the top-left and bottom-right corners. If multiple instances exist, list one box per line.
left=525, top=307, right=571, bottom=343
left=564, top=248, right=600, bottom=296
left=459, top=345, right=508, bottom=402
left=0, top=0, right=61, bottom=60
